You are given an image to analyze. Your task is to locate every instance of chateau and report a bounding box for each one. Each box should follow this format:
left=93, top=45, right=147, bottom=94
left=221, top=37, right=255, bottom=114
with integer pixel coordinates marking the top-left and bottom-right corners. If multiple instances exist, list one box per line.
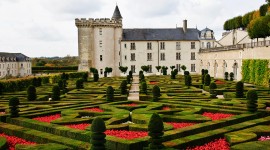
left=0, top=52, right=32, bottom=78
left=76, top=5, right=270, bottom=80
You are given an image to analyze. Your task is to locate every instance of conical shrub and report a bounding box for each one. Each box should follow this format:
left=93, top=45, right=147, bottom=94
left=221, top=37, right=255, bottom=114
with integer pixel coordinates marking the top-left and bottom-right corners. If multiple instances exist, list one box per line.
left=148, top=113, right=164, bottom=149
left=91, top=117, right=106, bottom=150
left=9, top=97, right=20, bottom=118
left=27, top=85, right=36, bottom=101
left=52, top=85, right=60, bottom=101
left=236, top=81, right=244, bottom=98
left=106, top=86, right=114, bottom=102
left=246, top=90, right=258, bottom=112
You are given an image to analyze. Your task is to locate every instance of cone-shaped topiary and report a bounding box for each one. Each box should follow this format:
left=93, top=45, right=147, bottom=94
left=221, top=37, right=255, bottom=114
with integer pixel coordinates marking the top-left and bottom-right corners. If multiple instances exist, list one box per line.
left=148, top=113, right=164, bottom=149
left=126, top=75, right=131, bottom=84
left=91, top=117, right=106, bottom=150
left=170, top=71, right=176, bottom=79
left=52, top=85, right=60, bottom=101
left=82, top=72, right=88, bottom=82
left=93, top=73, right=99, bottom=82
left=209, top=82, right=217, bottom=98
left=120, top=80, right=127, bottom=95
left=9, top=97, right=20, bottom=118
left=32, top=77, right=38, bottom=87
left=129, top=71, right=133, bottom=79
left=246, top=90, right=258, bottom=112
left=201, top=69, right=205, bottom=75
left=37, top=77, right=42, bottom=87
left=152, top=85, right=161, bottom=102
left=224, top=72, right=229, bottom=81
left=141, top=82, right=147, bottom=94
left=204, top=74, right=211, bottom=86
left=204, top=69, right=208, bottom=74
left=185, top=75, right=192, bottom=88
left=27, top=85, right=36, bottom=101
left=236, top=81, right=244, bottom=98
left=106, top=86, right=114, bottom=102
left=76, top=79, right=84, bottom=89
left=230, top=72, right=234, bottom=81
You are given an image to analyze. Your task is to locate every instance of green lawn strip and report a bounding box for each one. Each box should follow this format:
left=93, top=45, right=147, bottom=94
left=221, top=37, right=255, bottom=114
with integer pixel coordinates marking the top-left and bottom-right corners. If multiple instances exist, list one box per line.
left=225, top=125, right=270, bottom=145
left=0, top=122, right=91, bottom=149
left=15, top=143, right=72, bottom=150
left=163, top=116, right=270, bottom=149
left=230, top=140, right=270, bottom=150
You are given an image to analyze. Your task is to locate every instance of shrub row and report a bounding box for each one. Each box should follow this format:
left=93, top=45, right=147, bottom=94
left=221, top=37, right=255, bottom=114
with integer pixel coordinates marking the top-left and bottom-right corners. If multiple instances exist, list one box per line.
left=32, top=66, right=78, bottom=71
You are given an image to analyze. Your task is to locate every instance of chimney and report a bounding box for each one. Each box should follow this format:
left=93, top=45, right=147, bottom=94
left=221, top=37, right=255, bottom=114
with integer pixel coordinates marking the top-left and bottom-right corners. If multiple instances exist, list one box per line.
left=183, top=20, right=187, bottom=33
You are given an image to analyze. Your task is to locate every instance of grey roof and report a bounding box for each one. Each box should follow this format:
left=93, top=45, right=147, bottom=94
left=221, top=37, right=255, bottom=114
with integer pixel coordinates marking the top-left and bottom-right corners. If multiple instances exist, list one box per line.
left=112, top=5, right=122, bottom=20
left=201, top=27, right=213, bottom=32
left=0, top=52, right=30, bottom=62
left=122, top=28, right=200, bottom=41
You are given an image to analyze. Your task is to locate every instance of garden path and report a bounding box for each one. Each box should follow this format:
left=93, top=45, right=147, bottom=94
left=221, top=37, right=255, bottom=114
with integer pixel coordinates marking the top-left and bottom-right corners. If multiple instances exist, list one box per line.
left=128, top=76, right=140, bottom=101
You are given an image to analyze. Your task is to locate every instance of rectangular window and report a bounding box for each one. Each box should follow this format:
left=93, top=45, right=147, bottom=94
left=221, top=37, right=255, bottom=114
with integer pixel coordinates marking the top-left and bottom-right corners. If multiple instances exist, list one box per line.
left=99, top=40, right=102, bottom=48
left=100, top=55, right=103, bottom=61
left=191, top=42, right=196, bottom=49
left=130, top=43, right=136, bottom=50
left=131, top=65, right=136, bottom=73
left=191, top=52, right=196, bottom=60
left=148, top=65, right=152, bottom=73
left=191, top=64, right=196, bottom=72
left=100, top=69, right=103, bottom=74
left=176, top=52, right=181, bottom=60
left=125, top=55, right=127, bottom=60
left=99, top=28, right=102, bottom=35
left=176, top=42, right=181, bottom=50
left=160, top=42, right=165, bottom=50
left=176, top=64, right=181, bottom=72
left=131, top=53, right=136, bottom=61
left=147, top=42, right=152, bottom=50
left=160, top=53, right=165, bottom=61
left=147, top=53, right=152, bottom=61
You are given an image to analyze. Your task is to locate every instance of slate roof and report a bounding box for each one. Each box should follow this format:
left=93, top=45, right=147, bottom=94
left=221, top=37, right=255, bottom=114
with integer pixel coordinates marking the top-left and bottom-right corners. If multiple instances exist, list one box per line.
left=0, top=52, right=30, bottom=62
left=201, top=27, right=213, bottom=32
left=112, top=5, right=122, bottom=20
left=122, top=28, right=200, bottom=41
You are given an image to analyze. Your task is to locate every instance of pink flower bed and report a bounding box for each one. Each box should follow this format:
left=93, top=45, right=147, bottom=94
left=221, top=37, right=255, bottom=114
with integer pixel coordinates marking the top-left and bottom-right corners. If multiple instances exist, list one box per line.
left=149, top=81, right=158, bottom=85
left=84, top=108, right=104, bottom=112
left=202, top=112, right=234, bottom=121
left=215, top=80, right=225, bottom=85
left=258, top=136, right=270, bottom=141
left=65, top=123, right=90, bottom=130
left=105, top=130, right=148, bottom=139
left=122, top=103, right=138, bottom=107
left=0, top=133, right=36, bottom=150
left=167, top=122, right=196, bottom=129
left=32, top=114, right=61, bottom=123
left=162, top=106, right=170, bottom=110
left=187, top=138, right=229, bottom=150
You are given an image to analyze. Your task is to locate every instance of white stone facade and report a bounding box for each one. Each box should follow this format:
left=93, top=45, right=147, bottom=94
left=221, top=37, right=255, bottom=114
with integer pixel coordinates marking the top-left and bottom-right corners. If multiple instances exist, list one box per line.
left=0, top=53, right=32, bottom=78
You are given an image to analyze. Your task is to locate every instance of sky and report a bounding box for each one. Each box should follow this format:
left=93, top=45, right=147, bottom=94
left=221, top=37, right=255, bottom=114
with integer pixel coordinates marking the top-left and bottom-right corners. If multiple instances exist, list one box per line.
left=0, top=0, right=266, bottom=57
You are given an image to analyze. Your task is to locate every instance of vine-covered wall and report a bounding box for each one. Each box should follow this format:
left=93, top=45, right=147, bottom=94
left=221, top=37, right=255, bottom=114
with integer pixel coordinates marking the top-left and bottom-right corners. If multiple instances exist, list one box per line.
left=242, top=59, right=269, bottom=86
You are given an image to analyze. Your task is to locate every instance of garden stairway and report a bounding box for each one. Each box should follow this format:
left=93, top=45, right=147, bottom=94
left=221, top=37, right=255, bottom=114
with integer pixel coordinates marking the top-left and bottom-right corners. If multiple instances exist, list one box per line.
left=128, top=76, right=140, bottom=101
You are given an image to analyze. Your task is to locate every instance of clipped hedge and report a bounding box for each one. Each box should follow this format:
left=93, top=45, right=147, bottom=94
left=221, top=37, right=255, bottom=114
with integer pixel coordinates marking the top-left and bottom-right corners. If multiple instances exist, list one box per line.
left=242, top=59, right=269, bottom=86
left=0, top=137, right=7, bottom=150
left=16, top=143, right=72, bottom=150
left=32, top=66, right=78, bottom=71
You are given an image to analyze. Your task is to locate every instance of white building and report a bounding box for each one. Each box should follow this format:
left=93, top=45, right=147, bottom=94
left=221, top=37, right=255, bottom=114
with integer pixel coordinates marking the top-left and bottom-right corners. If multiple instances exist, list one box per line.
left=0, top=52, right=32, bottom=78
left=75, top=5, right=215, bottom=76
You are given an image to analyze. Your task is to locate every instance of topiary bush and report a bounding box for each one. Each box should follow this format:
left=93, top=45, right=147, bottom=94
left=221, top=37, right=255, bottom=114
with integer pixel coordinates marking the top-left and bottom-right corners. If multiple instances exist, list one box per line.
left=170, top=71, right=176, bottom=79
left=106, top=86, right=114, bottom=102
left=127, top=75, right=131, bottom=84
left=204, top=69, right=208, bottom=74
left=76, top=79, right=84, bottom=89
left=246, top=90, right=258, bottom=112
left=141, top=82, right=147, bottom=94
left=93, top=73, right=99, bottom=82
left=209, top=82, right=217, bottom=98
left=161, top=66, right=168, bottom=75
left=201, top=69, right=205, bottom=84
left=201, top=69, right=205, bottom=75
left=236, top=81, right=244, bottom=98
left=152, top=85, right=161, bottom=102
left=184, top=71, right=190, bottom=76
left=82, top=72, right=88, bottom=82
left=230, top=72, right=234, bottom=81
left=0, top=83, right=3, bottom=95
left=148, top=113, right=164, bottom=149
left=32, top=77, right=38, bottom=87
left=27, top=85, right=36, bottom=101
left=204, top=74, right=211, bottom=86
left=91, top=117, right=106, bottom=150
left=185, top=75, right=192, bottom=88
left=9, top=97, right=20, bottom=118
left=52, top=85, right=60, bottom=101
left=139, top=73, right=145, bottom=82
left=225, top=72, right=229, bottom=81
left=58, top=79, right=64, bottom=90
left=120, top=80, right=127, bottom=95
left=37, top=77, right=42, bottom=87
left=129, top=70, right=133, bottom=79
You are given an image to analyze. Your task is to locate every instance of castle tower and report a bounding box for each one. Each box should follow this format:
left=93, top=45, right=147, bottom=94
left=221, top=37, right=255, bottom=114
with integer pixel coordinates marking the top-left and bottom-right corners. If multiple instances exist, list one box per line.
left=76, top=5, right=123, bottom=76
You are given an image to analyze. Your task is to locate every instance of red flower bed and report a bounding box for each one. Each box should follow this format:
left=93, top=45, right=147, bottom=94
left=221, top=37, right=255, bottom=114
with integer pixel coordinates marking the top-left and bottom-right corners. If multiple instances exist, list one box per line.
left=65, top=123, right=90, bottom=130
left=122, top=103, right=138, bottom=107
left=167, top=122, right=196, bottom=129
left=105, top=130, right=148, bottom=139
left=84, top=108, right=104, bottom=112
left=203, top=112, right=234, bottom=121
left=32, top=114, right=61, bottom=123
left=162, top=106, right=170, bottom=110
left=215, top=80, right=225, bottom=85
left=187, top=138, right=229, bottom=150
left=149, top=81, right=158, bottom=85
left=0, top=133, right=36, bottom=150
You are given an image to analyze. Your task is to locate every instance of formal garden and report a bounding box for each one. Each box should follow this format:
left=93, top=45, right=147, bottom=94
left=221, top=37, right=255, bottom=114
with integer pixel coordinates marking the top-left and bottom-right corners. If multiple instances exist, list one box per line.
left=0, top=69, right=270, bottom=150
